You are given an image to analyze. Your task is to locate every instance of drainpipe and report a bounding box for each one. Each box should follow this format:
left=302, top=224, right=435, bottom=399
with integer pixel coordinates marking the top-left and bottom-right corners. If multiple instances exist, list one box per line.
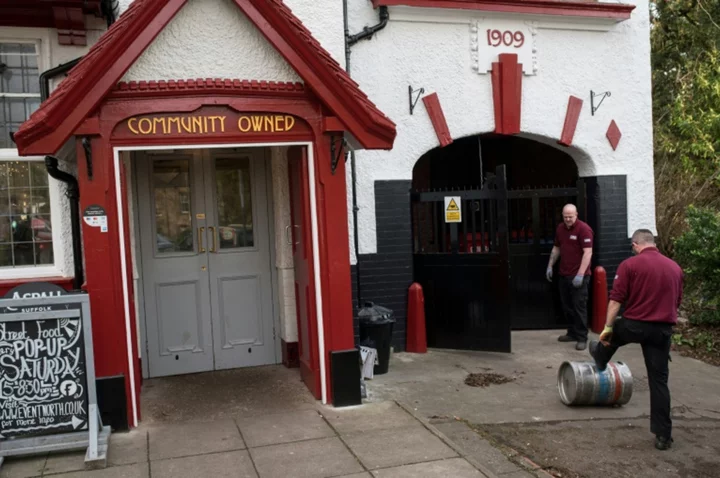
left=343, top=3, right=391, bottom=309
left=39, top=59, right=84, bottom=291
left=344, top=2, right=390, bottom=309
left=45, top=156, right=83, bottom=291
left=347, top=6, right=390, bottom=47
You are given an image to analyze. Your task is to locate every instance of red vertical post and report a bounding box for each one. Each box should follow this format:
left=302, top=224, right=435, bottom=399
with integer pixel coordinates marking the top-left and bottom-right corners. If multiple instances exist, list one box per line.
left=592, top=266, right=608, bottom=334
left=406, top=283, right=427, bottom=353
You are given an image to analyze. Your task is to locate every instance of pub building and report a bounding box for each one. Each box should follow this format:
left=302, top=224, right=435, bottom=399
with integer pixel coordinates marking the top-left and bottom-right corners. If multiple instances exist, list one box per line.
left=1, top=0, right=653, bottom=430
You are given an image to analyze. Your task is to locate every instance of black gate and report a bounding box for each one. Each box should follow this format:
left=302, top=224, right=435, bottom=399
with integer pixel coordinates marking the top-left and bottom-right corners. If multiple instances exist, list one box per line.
left=507, top=183, right=585, bottom=329
left=412, top=165, right=511, bottom=352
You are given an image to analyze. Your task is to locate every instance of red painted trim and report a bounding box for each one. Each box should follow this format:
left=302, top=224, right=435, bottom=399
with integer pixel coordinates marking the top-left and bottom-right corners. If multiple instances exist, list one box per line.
left=112, top=79, right=306, bottom=99
left=15, top=0, right=396, bottom=155
left=0, top=1, right=102, bottom=29
left=0, top=276, right=74, bottom=297
left=323, top=117, right=345, bottom=133
left=558, top=96, right=583, bottom=146
left=372, top=0, right=635, bottom=20
left=53, top=6, right=87, bottom=46
left=492, top=54, right=522, bottom=135
left=76, top=117, right=101, bottom=136
left=491, top=63, right=502, bottom=134
left=422, top=93, right=453, bottom=147
left=281, top=340, right=300, bottom=368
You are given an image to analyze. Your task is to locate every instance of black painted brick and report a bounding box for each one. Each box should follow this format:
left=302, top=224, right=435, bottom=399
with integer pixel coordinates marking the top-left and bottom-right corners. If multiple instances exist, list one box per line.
left=351, top=180, right=414, bottom=352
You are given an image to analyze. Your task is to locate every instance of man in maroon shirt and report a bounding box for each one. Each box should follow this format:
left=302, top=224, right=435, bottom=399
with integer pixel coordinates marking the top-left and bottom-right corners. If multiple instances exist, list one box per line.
left=546, top=204, right=594, bottom=350
left=590, top=229, right=683, bottom=451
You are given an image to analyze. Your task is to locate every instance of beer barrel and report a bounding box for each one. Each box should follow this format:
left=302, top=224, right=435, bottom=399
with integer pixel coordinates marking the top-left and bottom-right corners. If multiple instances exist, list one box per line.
left=557, top=361, right=633, bottom=406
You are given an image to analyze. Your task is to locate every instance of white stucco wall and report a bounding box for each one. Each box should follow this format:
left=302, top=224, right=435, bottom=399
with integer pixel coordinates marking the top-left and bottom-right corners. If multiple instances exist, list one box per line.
left=122, top=0, right=300, bottom=83
left=345, top=1, right=655, bottom=259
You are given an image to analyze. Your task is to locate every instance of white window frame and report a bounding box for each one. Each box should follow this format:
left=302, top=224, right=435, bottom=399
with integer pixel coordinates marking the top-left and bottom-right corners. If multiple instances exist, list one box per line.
left=0, top=31, right=69, bottom=280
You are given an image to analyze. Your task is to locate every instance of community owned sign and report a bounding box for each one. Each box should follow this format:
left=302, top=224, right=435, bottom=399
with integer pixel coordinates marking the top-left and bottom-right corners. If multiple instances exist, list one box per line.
left=0, top=285, right=109, bottom=470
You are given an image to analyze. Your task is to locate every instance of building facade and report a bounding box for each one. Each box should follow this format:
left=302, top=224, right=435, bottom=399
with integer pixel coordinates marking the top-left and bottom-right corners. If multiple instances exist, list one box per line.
left=3, top=0, right=653, bottom=430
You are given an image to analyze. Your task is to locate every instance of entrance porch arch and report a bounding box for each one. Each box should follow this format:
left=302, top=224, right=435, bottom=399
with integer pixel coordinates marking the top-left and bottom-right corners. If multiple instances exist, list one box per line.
left=411, top=133, right=589, bottom=352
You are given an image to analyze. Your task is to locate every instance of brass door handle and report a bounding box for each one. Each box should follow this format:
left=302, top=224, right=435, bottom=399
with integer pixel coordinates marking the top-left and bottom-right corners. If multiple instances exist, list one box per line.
left=209, top=226, right=217, bottom=253
left=198, top=227, right=205, bottom=253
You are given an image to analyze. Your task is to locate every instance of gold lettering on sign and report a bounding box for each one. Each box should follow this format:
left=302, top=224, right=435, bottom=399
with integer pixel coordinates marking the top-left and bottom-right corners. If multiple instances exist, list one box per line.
left=127, top=114, right=296, bottom=135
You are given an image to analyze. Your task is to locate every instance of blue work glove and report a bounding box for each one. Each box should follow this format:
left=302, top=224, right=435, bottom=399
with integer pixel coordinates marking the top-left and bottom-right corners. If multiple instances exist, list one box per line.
left=572, top=275, right=584, bottom=288
left=546, top=267, right=553, bottom=282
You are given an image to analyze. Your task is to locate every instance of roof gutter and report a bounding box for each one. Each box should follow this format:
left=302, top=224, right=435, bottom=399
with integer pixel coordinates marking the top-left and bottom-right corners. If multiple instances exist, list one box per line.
left=347, top=6, right=389, bottom=47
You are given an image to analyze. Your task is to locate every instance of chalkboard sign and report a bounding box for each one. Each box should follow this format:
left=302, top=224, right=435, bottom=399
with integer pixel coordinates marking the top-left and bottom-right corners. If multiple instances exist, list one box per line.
left=0, top=293, right=109, bottom=470
left=0, top=313, right=89, bottom=439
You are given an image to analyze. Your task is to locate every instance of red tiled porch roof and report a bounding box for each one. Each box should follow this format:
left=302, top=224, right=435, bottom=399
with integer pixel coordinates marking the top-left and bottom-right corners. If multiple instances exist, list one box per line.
left=14, top=0, right=397, bottom=155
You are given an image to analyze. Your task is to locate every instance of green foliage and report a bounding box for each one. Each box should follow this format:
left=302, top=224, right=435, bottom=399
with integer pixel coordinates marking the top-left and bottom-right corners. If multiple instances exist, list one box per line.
left=674, top=206, right=720, bottom=325
left=672, top=331, right=717, bottom=353
left=652, top=1, right=720, bottom=256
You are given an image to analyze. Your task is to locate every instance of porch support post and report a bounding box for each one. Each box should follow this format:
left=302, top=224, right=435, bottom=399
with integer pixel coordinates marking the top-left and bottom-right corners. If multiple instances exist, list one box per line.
left=314, top=135, right=355, bottom=403
left=75, top=137, right=134, bottom=430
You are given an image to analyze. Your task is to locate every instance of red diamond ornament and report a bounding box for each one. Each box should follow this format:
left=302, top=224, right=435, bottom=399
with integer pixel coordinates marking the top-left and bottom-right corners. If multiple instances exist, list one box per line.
left=606, top=120, right=622, bottom=151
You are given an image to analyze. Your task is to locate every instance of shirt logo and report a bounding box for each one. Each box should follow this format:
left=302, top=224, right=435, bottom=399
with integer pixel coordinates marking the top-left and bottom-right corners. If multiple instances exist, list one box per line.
left=614, top=275, right=619, bottom=280
left=570, top=235, right=577, bottom=240
left=584, top=238, right=591, bottom=243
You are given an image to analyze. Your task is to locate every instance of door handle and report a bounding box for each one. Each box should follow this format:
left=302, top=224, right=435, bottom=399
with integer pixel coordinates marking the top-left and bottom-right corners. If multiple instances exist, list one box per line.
left=209, top=226, right=217, bottom=253
left=198, top=227, right=205, bottom=253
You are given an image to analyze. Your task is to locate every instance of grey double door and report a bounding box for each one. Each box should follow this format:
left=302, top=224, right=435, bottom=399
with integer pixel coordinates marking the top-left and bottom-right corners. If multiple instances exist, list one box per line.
left=136, top=148, right=275, bottom=378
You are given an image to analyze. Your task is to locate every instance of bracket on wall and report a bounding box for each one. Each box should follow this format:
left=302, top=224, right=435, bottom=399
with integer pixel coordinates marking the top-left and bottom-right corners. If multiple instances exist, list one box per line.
left=590, top=90, right=611, bottom=116
left=330, top=135, right=347, bottom=175
left=82, top=137, right=93, bottom=180
left=409, top=85, right=425, bottom=115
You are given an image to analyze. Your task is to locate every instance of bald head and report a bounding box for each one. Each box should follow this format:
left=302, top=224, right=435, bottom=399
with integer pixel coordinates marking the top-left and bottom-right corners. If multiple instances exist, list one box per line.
left=562, top=204, right=578, bottom=228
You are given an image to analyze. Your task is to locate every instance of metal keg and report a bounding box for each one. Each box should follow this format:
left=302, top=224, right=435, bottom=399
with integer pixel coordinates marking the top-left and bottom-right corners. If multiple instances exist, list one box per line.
left=557, top=361, right=633, bottom=406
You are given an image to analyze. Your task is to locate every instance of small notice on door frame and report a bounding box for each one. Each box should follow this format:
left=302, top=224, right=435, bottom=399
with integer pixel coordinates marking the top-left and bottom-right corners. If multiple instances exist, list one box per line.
left=83, top=204, right=108, bottom=233
left=444, top=196, right=462, bottom=223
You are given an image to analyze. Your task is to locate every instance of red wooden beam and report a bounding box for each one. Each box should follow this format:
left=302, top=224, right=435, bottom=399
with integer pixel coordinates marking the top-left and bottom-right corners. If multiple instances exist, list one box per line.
left=558, top=95, right=583, bottom=146
left=492, top=54, right=522, bottom=135
left=371, top=0, right=635, bottom=21
left=422, top=93, right=453, bottom=147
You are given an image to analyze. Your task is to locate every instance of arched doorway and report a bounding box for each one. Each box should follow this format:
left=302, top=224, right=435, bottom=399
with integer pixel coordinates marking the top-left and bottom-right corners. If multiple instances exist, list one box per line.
left=412, top=134, right=585, bottom=352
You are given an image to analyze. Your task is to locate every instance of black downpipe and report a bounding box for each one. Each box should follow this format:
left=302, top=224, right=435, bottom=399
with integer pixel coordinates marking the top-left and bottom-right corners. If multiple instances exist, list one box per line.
left=344, top=3, right=390, bottom=309
left=40, top=58, right=82, bottom=102
left=45, top=156, right=83, bottom=291
left=39, top=58, right=84, bottom=291
left=347, top=6, right=389, bottom=46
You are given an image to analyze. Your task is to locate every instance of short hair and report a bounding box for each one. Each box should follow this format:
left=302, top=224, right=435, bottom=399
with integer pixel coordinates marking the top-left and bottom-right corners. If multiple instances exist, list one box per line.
left=632, top=229, right=655, bottom=245
left=562, top=204, right=577, bottom=214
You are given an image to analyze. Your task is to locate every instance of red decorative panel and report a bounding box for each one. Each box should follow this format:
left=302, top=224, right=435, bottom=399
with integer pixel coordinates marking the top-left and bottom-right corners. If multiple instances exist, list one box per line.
left=422, top=93, right=453, bottom=147
left=491, top=54, right=523, bottom=135
left=606, top=120, right=622, bottom=150
left=558, top=96, right=584, bottom=146
left=53, top=7, right=87, bottom=46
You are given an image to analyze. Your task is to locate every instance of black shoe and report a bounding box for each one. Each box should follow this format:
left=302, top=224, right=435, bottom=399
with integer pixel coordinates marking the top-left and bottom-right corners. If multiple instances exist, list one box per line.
left=589, top=340, right=607, bottom=371
left=655, top=436, right=673, bottom=451
left=576, top=341, right=587, bottom=351
left=558, top=335, right=576, bottom=342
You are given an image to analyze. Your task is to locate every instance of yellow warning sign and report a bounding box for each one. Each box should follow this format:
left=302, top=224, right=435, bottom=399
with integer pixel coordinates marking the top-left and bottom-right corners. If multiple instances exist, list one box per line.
left=444, top=196, right=462, bottom=223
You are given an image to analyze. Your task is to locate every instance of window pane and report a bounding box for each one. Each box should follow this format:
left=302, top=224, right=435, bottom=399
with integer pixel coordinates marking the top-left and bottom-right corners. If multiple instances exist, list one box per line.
left=0, top=243, right=12, bottom=268
left=0, top=159, right=54, bottom=268
left=12, top=242, right=34, bottom=266
left=0, top=217, right=12, bottom=242
left=153, top=159, right=193, bottom=253
left=215, top=157, right=254, bottom=249
left=30, top=162, right=49, bottom=187
left=0, top=42, right=39, bottom=94
left=35, top=241, right=53, bottom=265
left=8, top=162, right=29, bottom=189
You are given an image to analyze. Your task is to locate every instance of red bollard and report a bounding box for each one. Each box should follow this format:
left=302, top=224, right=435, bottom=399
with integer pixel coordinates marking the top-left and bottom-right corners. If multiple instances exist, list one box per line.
left=592, top=266, right=608, bottom=334
left=406, top=282, right=427, bottom=353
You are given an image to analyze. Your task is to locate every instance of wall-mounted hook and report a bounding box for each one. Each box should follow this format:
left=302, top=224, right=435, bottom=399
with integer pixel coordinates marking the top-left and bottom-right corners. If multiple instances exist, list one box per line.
left=409, top=85, right=425, bottom=115
left=590, top=90, right=611, bottom=116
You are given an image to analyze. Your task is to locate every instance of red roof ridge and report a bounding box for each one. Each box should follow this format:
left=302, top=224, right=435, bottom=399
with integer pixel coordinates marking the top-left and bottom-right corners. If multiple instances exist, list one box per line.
left=112, top=78, right=307, bottom=97
left=14, top=0, right=396, bottom=154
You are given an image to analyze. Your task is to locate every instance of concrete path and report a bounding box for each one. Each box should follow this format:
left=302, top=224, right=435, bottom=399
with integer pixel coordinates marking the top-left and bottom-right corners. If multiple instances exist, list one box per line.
left=0, top=368, right=496, bottom=478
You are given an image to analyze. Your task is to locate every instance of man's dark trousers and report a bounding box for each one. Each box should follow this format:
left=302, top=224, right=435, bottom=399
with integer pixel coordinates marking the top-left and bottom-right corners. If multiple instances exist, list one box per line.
left=593, top=318, right=673, bottom=439
left=558, top=276, right=589, bottom=341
